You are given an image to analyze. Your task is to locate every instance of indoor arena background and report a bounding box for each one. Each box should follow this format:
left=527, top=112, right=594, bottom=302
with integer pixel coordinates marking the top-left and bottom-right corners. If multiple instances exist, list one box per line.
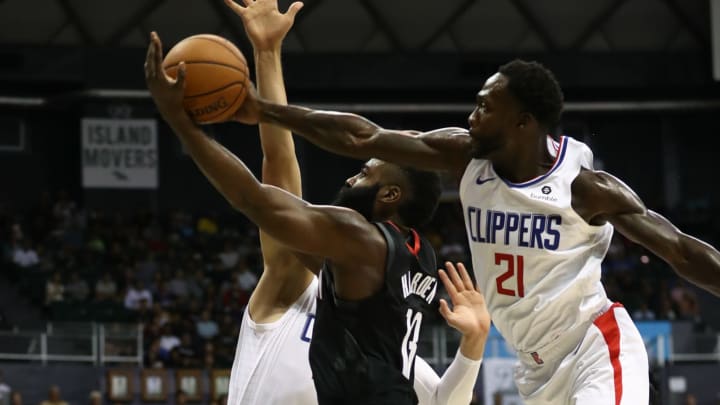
left=1, top=0, right=719, bottom=404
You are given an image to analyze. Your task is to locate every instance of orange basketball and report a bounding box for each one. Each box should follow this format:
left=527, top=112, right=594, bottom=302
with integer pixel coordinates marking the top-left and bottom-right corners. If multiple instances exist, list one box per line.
left=163, top=34, right=249, bottom=124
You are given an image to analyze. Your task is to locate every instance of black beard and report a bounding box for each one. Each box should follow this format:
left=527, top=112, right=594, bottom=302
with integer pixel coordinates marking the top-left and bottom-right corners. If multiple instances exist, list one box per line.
left=332, top=183, right=380, bottom=222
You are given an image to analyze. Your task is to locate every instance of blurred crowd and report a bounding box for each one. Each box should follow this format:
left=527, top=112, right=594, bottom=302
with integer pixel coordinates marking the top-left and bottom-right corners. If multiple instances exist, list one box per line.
left=0, top=189, right=716, bottom=373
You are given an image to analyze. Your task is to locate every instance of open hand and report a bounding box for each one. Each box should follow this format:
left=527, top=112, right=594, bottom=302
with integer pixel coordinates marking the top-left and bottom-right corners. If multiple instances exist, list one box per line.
left=438, top=262, right=491, bottom=338
left=143, top=31, right=187, bottom=121
left=225, top=0, right=303, bottom=51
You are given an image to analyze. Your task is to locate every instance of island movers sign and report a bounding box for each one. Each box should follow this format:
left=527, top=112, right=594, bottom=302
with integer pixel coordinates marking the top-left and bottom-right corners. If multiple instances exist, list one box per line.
left=82, top=118, right=158, bottom=189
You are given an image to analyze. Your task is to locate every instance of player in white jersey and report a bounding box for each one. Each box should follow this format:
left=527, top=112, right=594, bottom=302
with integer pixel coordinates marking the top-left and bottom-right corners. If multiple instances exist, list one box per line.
left=233, top=59, right=720, bottom=404
left=146, top=1, right=491, bottom=404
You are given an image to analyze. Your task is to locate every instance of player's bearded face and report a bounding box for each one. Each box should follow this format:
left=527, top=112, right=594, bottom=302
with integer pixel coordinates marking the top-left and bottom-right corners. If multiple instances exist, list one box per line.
left=332, top=183, right=381, bottom=222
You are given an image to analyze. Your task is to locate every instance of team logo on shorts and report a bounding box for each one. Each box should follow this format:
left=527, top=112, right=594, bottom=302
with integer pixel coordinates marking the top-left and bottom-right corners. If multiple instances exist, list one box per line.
left=541, top=186, right=552, bottom=195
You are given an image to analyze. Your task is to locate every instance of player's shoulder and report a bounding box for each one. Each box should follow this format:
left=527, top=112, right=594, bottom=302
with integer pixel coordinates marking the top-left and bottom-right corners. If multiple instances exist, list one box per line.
left=573, top=169, right=644, bottom=219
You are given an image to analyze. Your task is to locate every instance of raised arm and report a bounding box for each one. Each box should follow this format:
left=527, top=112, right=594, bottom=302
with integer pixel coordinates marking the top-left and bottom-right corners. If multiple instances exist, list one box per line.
left=234, top=93, right=472, bottom=174
left=225, top=0, right=316, bottom=321
left=145, top=32, right=384, bottom=271
left=414, top=262, right=488, bottom=405
left=574, top=170, right=720, bottom=297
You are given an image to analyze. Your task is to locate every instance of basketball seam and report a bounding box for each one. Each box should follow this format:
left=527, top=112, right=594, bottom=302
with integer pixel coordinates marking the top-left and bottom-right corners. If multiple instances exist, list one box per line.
left=192, top=85, right=245, bottom=123
left=183, top=81, right=246, bottom=99
left=164, top=60, right=247, bottom=74
left=190, top=36, right=247, bottom=65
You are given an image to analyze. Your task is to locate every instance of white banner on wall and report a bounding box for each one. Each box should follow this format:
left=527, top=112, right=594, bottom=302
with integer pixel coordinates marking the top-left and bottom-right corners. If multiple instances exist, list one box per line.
left=81, top=118, right=158, bottom=189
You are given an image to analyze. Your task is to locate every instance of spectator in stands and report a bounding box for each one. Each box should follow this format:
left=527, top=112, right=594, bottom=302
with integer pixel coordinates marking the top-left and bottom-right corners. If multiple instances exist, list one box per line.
left=196, top=310, right=219, bottom=340
left=136, top=251, right=158, bottom=287
left=124, top=279, right=153, bottom=310
left=234, top=260, right=257, bottom=292
left=167, top=269, right=189, bottom=300
left=218, top=240, right=240, bottom=270
left=65, top=271, right=89, bottom=302
left=88, top=390, right=102, bottom=405
left=12, top=239, right=38, bottom=268
left=45, top=272, right=64, bottom=306
left=9, top=392, right=21, bottom=405
left=0, top=371, right=10, bottom=405
left=632, top=302, right=656, bottom=321
left=158, top=324, right=181, bottom=361
left=39, top=385, right=68, bottom=405
left=186, top=269, right=205, bottom=300
left=177, top=332, right=200, bottom=367
left=95, top=273, right=117, bottom=301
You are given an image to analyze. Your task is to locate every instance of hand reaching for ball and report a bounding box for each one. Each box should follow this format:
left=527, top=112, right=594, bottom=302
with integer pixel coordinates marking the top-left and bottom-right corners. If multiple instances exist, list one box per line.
left=144, top=31, right=187, bottom=122
left=225, top=0, right=303, bottom=51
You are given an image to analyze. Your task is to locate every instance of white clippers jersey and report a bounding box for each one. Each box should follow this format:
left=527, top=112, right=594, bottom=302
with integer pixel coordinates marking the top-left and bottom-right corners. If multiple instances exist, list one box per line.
left=227, top=277, right=318, bottom=405
left=459, top=136, right=613, bottom=354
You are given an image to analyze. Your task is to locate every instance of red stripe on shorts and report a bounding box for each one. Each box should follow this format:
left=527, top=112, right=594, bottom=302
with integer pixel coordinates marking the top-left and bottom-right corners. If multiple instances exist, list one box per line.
left=593, top=303, right=623, bottom=405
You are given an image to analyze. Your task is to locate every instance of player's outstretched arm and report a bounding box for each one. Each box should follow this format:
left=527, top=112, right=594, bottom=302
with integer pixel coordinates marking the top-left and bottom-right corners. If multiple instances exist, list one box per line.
left=226, top=0, right=314, bottom=321
left=234, top=92, right=472, bottom=174
left=145, top=32, right=384, bottom=269
left=575, top=170, right=720, bottom=297
left=414, top=262, right=487, bottom=405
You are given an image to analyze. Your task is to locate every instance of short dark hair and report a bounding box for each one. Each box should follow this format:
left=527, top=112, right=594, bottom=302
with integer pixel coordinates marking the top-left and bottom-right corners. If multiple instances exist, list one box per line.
left=498, top=59, right=563, bottom=130
left=398, top=167, right=442, bottom=228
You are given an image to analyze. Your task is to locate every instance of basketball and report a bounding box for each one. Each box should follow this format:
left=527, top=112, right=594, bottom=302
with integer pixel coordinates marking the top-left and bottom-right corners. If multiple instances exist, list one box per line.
left=162, top=34, right=249, bottom=124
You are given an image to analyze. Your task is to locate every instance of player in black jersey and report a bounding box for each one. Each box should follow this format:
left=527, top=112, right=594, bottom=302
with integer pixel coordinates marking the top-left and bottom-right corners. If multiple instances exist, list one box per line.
left=144, top=35, right=456, bottom=404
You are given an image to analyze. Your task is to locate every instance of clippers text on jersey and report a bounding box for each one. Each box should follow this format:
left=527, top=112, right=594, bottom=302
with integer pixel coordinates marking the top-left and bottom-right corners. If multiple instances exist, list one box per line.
left=466, top=207, right=561, bottom=250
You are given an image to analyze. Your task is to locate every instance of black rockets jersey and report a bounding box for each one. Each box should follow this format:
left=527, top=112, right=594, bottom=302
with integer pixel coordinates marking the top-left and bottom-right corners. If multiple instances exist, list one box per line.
left=309, top=221, right=439, bottom=405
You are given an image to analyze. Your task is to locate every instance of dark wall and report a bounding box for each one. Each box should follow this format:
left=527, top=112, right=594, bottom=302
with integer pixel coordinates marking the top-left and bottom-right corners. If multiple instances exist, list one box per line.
left=2, top=105, right=719, bottom=217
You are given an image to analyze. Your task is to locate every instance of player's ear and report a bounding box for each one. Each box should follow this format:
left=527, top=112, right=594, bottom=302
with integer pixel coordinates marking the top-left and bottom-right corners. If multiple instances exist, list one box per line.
left=378, top=184, right=401, bottom=204
left=518, top=112, right=535, bottom=129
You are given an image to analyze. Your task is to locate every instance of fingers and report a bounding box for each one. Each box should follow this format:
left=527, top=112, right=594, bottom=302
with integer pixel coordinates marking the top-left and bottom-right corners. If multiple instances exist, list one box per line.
left=286, top=1, right=304, bottom=19
left=455, top=262, right=475, bottom=292
left=224, top=0, right=246, bottom=15
left=151, top=32, right=164, bottom=76
left=438, top=298, right=454, bottom=322
left=438, top=269, right=458, bottom=298
left=445, top=261, right=465, bottom=292
left=144, top=36, right=155, bottom=80
left=174, top=62, right=187, bottom=90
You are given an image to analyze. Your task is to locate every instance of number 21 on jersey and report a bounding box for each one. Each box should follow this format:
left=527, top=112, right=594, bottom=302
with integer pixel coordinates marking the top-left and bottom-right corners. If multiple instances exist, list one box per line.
left=495, top=253, right=525, bottom=297
left=401, top=308, right=423, bottom=379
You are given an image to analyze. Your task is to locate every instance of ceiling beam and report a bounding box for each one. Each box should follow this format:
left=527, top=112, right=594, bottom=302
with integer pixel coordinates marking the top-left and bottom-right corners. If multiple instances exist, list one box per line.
left=57, top=0, right=96, bottom=45
left=658, top=0, right=709, bottom=48
left=358, top=0, right=404, bottom=51
left=105, top=0, right=166, bottom=45
left=571, top=0, right=627, bottom=50
left=420, top=0, right=475, bottom=50
left=507, top=0, right=556, bottom=51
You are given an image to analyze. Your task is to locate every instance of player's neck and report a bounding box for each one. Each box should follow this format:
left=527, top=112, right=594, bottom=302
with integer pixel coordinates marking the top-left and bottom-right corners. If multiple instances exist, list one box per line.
left=491, top=135, right=554, bottom=183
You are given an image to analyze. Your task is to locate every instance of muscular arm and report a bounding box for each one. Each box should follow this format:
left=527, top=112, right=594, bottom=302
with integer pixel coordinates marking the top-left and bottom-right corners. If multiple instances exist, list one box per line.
left=169, top=113, right=383, bottom=266
left=574, top=170, right=720, bottom=296
left=257, top=100, right=472, bottom=174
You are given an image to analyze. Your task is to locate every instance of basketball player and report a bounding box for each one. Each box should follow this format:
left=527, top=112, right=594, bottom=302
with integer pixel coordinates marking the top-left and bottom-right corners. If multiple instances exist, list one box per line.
left=220, top=1, right=487, bottom=404
left=232, top=59, right=720, bottom=404
left=144, top=8, right=489, bottom=404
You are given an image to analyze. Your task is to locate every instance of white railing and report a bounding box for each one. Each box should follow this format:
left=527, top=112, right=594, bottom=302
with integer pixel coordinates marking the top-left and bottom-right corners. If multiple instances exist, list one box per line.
left=0, top=323, right=143, bottom=365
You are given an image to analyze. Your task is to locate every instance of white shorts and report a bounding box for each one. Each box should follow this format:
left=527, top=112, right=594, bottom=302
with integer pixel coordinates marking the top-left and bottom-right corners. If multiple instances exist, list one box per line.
left=514, top=303, right=649, bottom=405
